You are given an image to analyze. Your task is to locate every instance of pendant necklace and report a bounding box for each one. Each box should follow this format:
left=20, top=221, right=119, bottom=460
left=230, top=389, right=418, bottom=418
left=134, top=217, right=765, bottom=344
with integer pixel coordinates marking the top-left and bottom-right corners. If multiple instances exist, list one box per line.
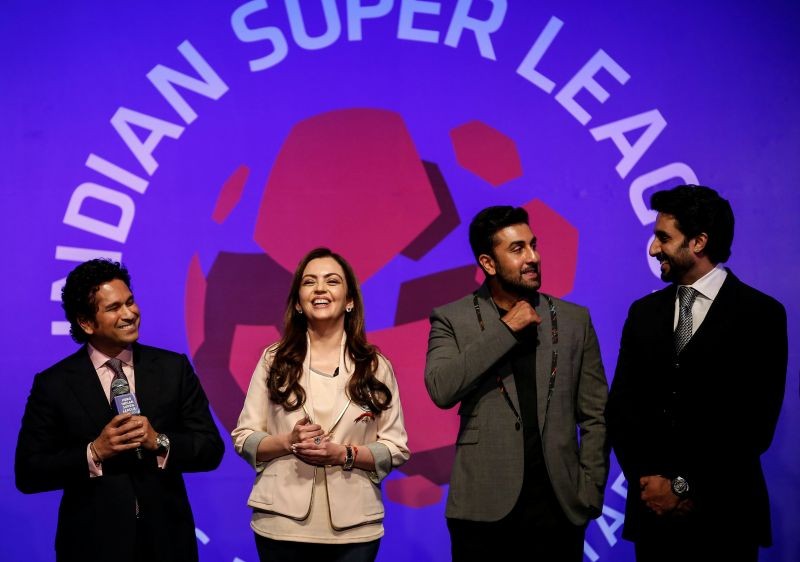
left=304, top=347, right=350, bottom=444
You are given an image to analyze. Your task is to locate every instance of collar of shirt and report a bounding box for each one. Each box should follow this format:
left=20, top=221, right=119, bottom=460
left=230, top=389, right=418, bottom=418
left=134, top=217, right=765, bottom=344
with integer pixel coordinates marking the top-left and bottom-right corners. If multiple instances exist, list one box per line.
left=87, top=344, right=136, bottom=396
left=673, top=264, right=727, bottom=332
left=683, top=263, right=727, bottom=301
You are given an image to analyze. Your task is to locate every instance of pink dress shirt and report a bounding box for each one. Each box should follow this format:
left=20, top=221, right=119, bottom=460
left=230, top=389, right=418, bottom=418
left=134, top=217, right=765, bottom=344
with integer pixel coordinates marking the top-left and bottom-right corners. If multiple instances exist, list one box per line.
left=85, top=345, right=168, bottom=476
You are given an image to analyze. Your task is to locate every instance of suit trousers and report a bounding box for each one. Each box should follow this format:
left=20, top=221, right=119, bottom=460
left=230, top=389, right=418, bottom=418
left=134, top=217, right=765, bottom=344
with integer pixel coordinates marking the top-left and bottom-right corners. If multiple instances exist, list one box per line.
left=447, top=507, right=584, bottom=562
left=634, top=518, right=759, bottom=562
left=134, top=516, right=157, bottom=562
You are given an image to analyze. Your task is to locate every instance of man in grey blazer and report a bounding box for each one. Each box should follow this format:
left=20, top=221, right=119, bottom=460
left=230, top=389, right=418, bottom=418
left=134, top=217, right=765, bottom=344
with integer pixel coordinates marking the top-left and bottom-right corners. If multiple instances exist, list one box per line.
left=425, top=205, right=609, bottom=561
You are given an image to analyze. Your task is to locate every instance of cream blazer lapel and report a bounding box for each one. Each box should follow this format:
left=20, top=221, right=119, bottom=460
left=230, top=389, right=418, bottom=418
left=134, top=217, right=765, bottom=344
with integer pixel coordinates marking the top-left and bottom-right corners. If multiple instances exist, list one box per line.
left=301, top=332, right=352, bottom=435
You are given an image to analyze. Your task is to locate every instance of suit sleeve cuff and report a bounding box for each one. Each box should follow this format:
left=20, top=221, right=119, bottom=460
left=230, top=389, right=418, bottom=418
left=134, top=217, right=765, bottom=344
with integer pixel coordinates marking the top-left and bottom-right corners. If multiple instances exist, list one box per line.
left=365, top=442, right=392, bottom=484
left=242, top=431, right=269, bottom=471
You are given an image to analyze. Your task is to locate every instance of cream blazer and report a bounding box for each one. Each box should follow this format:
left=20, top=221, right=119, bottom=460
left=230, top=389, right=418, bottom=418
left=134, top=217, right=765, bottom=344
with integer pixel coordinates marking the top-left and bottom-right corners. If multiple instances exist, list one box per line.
left=232, top=335, right=410, bottom=531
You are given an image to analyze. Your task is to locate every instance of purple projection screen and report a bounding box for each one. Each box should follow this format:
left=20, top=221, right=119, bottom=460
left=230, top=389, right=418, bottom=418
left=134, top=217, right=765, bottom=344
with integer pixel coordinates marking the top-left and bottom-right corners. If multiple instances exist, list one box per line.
left=2, top=2, right=798, bottom=561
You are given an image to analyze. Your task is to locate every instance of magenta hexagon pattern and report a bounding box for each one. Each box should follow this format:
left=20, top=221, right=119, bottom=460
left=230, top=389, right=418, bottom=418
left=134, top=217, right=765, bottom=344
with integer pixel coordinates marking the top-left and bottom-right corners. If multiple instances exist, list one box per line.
left=450, top=120, right=523, bottom=186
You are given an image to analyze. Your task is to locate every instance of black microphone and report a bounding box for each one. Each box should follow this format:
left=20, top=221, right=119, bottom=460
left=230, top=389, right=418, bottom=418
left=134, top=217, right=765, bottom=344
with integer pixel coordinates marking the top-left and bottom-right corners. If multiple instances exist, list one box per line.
left=110, top=378, right=145, bottom=461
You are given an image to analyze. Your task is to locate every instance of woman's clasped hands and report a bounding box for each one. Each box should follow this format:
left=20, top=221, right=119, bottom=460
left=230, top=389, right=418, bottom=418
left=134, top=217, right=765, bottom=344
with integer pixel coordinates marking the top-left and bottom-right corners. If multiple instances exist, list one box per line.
left=289, top=416, right=342, bottom=466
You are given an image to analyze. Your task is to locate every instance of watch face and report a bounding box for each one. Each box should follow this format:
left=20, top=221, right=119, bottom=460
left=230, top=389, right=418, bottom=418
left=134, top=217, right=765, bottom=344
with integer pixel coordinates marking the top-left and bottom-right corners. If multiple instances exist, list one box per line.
left=672, top=476, right=689, bottom=496
left=157, top=434, right=170, bottom=449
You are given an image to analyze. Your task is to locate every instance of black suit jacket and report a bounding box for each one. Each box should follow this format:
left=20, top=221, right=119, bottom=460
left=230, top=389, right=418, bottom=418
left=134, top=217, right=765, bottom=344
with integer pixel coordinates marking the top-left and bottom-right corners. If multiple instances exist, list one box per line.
left=607, top=270, right=787, bottom=545
left=15, top=343, right=224, bottom=562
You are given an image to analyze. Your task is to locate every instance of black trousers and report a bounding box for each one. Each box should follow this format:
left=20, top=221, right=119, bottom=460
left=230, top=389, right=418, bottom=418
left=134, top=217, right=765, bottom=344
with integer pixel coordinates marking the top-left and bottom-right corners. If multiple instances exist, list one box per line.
left=447, top=512, right=585, bottom=562
left=133, top=516, right=158, bottom=562
left=634, top=523, right=759, bottom=562
left=255, top=534, right=381, bottom=562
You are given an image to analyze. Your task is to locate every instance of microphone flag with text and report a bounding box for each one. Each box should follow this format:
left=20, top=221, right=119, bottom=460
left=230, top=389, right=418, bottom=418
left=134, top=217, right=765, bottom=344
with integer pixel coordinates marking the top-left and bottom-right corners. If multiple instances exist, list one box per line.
left=110, top=378, right=145, bottom=460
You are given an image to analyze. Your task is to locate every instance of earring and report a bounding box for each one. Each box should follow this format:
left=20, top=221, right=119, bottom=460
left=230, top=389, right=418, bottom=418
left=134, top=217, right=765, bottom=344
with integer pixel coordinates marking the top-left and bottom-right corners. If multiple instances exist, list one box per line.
left=296, top=308, right=303, bottom=315
left=346, top=305, right=353, bottom=312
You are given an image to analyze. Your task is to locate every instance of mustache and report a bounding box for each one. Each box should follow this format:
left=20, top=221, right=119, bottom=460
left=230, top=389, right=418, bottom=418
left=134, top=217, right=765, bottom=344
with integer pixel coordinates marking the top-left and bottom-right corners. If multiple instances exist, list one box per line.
left=521, top=264, right=539, bottom=274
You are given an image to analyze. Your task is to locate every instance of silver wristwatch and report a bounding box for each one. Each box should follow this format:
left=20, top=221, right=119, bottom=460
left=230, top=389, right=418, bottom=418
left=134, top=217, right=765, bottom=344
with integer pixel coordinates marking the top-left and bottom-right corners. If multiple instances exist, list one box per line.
left=671, top=475, right=689, bottom=497
left=156, top=433, right=170, bottom=452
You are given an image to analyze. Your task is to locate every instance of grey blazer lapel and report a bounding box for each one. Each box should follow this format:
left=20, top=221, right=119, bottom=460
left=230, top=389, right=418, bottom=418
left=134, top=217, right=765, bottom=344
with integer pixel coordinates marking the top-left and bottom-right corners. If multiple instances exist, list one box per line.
left=475, top=286, right=520, bottom=415
left=534, top=293, right=551, bottom=434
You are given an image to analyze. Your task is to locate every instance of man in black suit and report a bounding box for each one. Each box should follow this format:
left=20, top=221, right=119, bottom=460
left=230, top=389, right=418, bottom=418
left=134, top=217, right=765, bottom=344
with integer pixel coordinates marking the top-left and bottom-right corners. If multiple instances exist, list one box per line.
left=15, top=259, right=224, bottom=562
left=607, top=185, right=787, bottom=562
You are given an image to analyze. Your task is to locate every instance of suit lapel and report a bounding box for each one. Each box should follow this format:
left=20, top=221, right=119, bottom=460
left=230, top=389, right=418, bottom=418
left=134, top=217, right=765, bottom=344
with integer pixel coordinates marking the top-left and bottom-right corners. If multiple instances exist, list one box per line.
left=534, top=293, right=551, bottom=434
left=65, top=346, right=114, bottom=430
left=653, top=286, right=677, bottom=360
left=301, top=333, right=352, bottom=432
left=332, top=333, right=353, bottom=429
left=475, top=285, right=520, bottom=416
left=681, top=271, right=738, bottom=356
left=133, top=344, right=161, bottom=415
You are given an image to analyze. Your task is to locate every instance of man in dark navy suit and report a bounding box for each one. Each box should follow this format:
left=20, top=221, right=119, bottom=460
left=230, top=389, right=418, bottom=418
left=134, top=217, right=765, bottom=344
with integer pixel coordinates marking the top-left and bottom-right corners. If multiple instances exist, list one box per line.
left=608, top=185, right=787, bottom=562
left=16, top=259, right=224, bottom=561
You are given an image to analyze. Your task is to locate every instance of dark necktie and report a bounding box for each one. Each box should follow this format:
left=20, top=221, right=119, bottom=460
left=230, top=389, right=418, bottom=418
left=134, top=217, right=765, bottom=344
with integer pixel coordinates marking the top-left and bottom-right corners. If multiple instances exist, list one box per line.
left=106, top=358, right=129, bottom=402
left=106, top=357, right=142, bottom=516
left=674, top=286, right=698, bottom=354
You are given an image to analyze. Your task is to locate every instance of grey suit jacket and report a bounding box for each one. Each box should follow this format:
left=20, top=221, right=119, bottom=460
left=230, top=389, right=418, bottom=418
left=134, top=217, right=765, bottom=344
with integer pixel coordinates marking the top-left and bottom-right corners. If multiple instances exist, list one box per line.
left=425, top=285, right=608, bottom=525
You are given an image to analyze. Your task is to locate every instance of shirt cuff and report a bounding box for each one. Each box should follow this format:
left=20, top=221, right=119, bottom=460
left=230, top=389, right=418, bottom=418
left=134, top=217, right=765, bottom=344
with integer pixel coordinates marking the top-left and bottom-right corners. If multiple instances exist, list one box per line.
left=87, top=443, right=102, bottom=477
left=156, top=448, right=169, bottom=469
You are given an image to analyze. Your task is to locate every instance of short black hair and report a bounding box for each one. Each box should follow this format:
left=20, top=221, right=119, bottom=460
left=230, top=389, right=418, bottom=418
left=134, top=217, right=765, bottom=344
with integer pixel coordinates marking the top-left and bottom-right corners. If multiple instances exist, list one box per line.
left=61, top=259, right=132, bottom=344
left=651, top=185, right=734, bottom=264
left=468, top=205, right=530, bottom=261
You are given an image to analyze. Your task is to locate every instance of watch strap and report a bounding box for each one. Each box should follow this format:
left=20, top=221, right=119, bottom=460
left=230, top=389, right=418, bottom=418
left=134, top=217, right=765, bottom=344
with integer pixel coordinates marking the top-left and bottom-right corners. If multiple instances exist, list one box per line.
left=343, top=445, right=354, bottom=471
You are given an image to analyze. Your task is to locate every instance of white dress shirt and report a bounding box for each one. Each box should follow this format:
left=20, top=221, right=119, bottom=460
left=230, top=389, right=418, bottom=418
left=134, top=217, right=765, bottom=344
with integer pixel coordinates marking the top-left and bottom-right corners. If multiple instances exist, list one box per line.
left=673, top=264, right=728, bottom=335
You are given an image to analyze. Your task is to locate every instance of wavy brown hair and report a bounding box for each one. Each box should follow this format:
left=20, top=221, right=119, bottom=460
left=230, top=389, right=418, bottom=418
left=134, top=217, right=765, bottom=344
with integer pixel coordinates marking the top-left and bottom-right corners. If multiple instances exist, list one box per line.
left=267, top=247, right=392, bottom=414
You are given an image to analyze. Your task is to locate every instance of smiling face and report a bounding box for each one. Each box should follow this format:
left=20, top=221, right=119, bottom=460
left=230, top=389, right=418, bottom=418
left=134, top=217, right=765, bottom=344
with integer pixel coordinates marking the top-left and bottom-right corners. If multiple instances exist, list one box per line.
left=79, top=278, right=140, bottom=357
left=295, top=257, right=353, bottom=328
left=479, top=223, right=542, bottom=299
left=649, top=212, right=705, bottom=284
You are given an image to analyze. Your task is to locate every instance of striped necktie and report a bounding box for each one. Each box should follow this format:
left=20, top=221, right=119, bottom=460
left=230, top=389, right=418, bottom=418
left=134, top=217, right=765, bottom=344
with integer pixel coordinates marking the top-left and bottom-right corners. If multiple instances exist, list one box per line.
left=674, top=286, right=698, bottom=354
left=106, top=357, right=141, bottom=516
left=106, top=358, right=129, bottom=402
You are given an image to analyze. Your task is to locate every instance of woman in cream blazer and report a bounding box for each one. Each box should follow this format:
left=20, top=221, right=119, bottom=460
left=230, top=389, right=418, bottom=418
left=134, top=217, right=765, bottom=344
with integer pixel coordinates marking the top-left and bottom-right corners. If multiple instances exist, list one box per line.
left=233, top=247, right=409, bottom=562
